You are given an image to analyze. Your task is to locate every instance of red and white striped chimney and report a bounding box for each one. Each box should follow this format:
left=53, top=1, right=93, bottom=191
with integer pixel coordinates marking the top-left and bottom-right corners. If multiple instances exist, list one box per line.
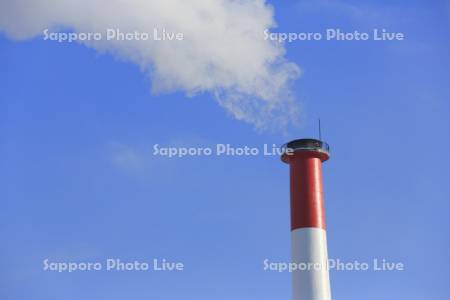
left=281, top=139, right=331, bottom=300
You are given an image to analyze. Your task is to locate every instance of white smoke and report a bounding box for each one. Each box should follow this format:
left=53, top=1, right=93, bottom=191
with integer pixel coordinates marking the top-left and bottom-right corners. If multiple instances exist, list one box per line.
left=0, top=0, right=300, bottom=130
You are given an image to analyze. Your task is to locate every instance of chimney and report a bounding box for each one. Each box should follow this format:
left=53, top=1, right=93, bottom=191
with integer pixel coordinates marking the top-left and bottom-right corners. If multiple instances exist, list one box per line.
left=281, top=139, right=331, bottom=300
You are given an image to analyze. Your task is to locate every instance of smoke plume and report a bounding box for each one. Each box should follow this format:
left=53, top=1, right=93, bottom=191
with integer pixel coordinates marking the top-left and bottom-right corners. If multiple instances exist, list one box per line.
left=0, top=0, right=300, bottom=130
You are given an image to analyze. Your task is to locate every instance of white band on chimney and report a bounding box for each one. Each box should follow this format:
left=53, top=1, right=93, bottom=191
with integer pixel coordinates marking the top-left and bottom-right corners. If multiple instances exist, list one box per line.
left=291, top=228, right=331, bottom=300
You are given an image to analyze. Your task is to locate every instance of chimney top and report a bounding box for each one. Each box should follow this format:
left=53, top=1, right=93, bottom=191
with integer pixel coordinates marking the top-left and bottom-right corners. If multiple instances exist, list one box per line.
left=281, top=138, right=330, bottom=163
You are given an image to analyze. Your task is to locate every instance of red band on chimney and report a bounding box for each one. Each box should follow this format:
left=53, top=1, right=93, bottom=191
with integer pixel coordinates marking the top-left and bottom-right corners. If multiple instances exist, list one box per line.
left=289, top=153, right=326, bottom=230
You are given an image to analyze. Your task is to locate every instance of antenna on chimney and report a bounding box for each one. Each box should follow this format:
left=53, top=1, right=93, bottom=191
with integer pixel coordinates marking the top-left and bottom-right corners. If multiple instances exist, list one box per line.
left=318, top=118, right=322, bottom=141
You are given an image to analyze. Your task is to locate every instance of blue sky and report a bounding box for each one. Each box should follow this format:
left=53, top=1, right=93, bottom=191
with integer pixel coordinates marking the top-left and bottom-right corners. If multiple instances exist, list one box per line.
left=1, top=0, right=450, bottom=299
